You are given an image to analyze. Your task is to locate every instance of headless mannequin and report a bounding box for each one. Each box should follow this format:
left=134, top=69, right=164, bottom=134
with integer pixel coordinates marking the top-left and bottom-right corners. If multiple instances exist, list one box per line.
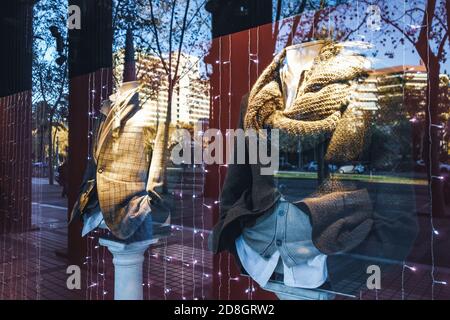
left=281, top=40, right=325, bottom=110
left=101, top=80, right=140, bottom=116
left=236, top=40, right=328, bottom=290
left=82, top=80, right=142, bottom=236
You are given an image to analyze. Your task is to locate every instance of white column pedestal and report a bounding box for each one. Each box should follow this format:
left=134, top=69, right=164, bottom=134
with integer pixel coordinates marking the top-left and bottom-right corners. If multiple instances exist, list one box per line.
left=99, top=237, right=158, bottom=300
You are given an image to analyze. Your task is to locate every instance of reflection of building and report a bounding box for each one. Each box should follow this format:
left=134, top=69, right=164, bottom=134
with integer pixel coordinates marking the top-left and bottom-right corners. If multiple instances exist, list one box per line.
left=375, top=65, right=428, bottom=86
left=351, top=65, right=450, bottom=113
left=351, top=74, right=378, bottom=111
left=374, top=65, right=449, bottom=114
left=373, top=65, right=450, bottom=161
left=353, top=65, right=450, bottom=118
left=375, top=65, right=427, bottom=114
left=116, top=52, right=210, bottom=125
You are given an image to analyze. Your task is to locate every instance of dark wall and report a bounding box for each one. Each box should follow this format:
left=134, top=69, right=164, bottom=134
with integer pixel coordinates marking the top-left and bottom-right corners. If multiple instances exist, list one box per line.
left=0, top=0, right=33, bottom=97
left=68, top=0, right=113, bottom=264
left=0, top=1, right=33, bottom=233
left=206, top=0, right=272, bottom=38
left=68, top=0, right=113, bottom=78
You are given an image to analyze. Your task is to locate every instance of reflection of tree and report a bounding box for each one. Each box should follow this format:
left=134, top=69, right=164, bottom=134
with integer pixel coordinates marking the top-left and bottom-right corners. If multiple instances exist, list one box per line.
left=33, top=0, right=68, bottom=185
left=113, top=0, right=210, bottom=193
left=271, top=1, right=371, bottom=180
left=358, top=0, right=449, bottom=214
left=274, top=0, right=449, bottom=211
left=272, top=0, right=363, bottom=52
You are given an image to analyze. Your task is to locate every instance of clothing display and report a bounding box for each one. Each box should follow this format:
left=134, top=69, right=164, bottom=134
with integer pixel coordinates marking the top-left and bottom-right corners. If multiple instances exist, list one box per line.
left=69, top=29, right=170, bottom=242
left=70, top=81, right=170, bottom=241
left=236, top=199, right=328, bottom=289
left=3, top=0, right=444, bottom=303
left=244, top=40, right=371, bottom=160
left=210, top=40, right=418, bottom=294
left=235, top=41, right=332, bottom=289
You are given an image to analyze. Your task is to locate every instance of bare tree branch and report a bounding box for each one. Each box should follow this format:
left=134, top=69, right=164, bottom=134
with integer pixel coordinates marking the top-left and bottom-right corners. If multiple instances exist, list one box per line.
left=148, top=0, right=169, bottom=74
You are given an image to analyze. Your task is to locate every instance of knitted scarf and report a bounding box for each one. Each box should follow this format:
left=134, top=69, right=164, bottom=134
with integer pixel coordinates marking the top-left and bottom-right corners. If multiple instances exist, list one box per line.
left=244, top=41, right=371, bottom=162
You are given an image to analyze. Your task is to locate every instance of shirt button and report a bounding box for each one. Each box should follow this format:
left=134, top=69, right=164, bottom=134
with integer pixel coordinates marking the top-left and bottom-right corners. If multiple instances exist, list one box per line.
left=276, top=239, right=282, bottom=246
left=97, top=168, right=104, bottom=174
left=278, top=210, right=284, bottom=216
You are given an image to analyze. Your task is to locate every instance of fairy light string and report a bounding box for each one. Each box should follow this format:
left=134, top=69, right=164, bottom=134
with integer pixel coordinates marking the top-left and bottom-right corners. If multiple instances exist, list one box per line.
left=246, top=29, right=253, bottom=300
left=191, top=153, right=197, bottom=299
left=101, top=68, right=108, bottom=299
left=19, top=92, right=25, bottom=299
left=13, top=93, right=20, bottom=300
left=10, top=94, right=15, bottom=299
left=226, top=33, right=232, bottom=301
left=181, top=126, right=185, bottom=300
left=216, top=35, right=223, bottom=300
left=424, top=3, right=448, bottom=299
left=36, top=93, right=42, bottom=300
left=11, top=94, right=17, bottom=300
left=0, top=96, right=4, bottom=299
left=401, top=0, right=409, bottom=301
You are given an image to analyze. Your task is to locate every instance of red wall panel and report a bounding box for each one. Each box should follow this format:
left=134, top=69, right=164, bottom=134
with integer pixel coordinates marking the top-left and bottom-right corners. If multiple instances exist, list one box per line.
left=206, top=22, right=278, bottom=300
left=0, top=91, right=32, bottom=234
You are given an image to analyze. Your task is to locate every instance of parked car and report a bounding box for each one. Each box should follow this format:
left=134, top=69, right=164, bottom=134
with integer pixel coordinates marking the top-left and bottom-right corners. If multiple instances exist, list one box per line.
left=303, top=161, right=338, bottom=172
left=444, top=174, right=450, bottom=206
left=338, top=164, right=365, bottom=174
left=305, top=161, right=318, bottom=172
left=415, top=159, right=450, bottom=173
left=32, top=162, right=49, bottom=177
left=32, top=162, right=48, bottom=169
left=279, top=158, right=296, bottom=170
left=441, top=163, right=450, bottom=173
left=328, top=164, right=338, bottom=172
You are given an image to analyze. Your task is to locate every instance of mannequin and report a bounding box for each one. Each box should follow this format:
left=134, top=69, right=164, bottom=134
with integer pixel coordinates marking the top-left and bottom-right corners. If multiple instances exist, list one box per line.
left=70, top=29, right=170, bottom=243
left=234, top=40, right=331, bottom=291
left=212, top=39, right=418, bottom=298
left=281, top=40, right=325, bottom=111
left=70, top=33, right=170, bottom=298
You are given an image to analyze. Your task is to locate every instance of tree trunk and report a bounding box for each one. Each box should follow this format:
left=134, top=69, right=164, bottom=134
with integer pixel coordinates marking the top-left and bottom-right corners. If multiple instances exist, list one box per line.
left=317, top=140, right=330, bottom=184
left=147, top=84, right=172, bottom=194
left=297, top=139, right=302, bottom=169
left=48, top=120, right=54, bottom=185
left=39, top=125, right=45, bottom=162
left=424, top=59, right=446, bottom=217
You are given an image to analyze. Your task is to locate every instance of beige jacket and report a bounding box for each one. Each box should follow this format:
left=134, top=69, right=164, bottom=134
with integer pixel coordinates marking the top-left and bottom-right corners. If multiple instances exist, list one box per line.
left=72, top=82, right=169, bottom=240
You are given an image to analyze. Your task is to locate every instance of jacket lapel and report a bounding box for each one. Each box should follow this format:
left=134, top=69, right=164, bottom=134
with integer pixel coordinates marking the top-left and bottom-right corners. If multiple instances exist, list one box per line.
left=95, top=91, right=140, bottom=160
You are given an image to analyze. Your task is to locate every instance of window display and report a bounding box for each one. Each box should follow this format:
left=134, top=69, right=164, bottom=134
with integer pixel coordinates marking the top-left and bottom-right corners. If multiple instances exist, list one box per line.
left=0, top=0, right=449, bottom=308
left=211, top=39, right=418, bottom=296
left=70, top=29, right=170, bottom=242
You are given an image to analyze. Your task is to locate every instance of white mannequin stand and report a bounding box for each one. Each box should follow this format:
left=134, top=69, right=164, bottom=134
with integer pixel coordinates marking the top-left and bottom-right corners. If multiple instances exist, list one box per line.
left=99, top=237, right=158, bottom=300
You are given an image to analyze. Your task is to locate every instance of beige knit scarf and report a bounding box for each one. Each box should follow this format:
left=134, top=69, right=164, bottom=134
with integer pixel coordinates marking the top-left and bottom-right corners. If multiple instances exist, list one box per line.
left=244, top=41, right=371, bottom=161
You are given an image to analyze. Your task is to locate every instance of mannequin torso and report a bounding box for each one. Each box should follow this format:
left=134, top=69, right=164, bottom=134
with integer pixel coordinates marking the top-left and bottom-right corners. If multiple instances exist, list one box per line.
left=281, top=40, right=325, bottom=111
left=236, top=41, right=329, bottom=290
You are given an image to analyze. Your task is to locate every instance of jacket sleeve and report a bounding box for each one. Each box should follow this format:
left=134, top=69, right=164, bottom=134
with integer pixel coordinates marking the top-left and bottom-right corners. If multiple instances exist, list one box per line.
left=219, top=95, right=252, bottom=213
left=295, top=188, right=374, bottom=255
left=211, top=95, right=253, bottom=253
